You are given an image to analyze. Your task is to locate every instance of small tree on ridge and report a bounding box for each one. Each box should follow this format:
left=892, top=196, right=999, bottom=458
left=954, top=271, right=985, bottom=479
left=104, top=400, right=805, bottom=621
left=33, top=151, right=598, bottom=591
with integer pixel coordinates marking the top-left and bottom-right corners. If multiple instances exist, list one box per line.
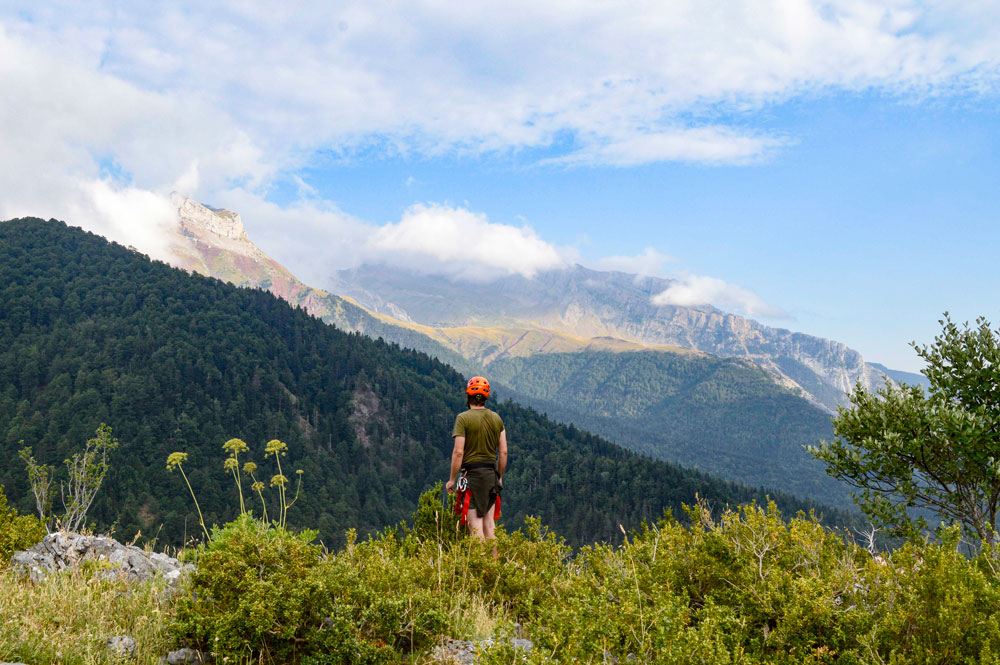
left=809, top=314, right=1000, bottom=543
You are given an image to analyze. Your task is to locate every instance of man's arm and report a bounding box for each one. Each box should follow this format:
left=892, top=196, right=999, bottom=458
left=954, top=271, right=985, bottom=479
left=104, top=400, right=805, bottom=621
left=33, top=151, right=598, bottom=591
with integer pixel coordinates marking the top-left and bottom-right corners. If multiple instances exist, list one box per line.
left=446, top=436, right=465, bottom=492
left=497, top=430, right=507, bottom=479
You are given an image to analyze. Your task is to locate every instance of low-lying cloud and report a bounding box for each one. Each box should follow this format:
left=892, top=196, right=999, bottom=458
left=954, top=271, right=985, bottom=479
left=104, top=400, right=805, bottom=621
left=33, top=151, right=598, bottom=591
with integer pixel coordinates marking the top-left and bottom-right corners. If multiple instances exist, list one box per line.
left=367, top=204, right=566, bottom=280
left=653, top=274, right=787, bottom=319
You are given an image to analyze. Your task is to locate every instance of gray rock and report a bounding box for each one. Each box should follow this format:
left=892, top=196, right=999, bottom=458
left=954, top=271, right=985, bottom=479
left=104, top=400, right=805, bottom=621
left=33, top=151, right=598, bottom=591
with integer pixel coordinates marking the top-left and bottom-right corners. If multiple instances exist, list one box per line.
left=165, top=647, right=212, bottom=664
left=106, top=634, right=137, bottom=658
left=432, top=636, right=533, bottom=664
left=11, top=532, right=194, bottom=584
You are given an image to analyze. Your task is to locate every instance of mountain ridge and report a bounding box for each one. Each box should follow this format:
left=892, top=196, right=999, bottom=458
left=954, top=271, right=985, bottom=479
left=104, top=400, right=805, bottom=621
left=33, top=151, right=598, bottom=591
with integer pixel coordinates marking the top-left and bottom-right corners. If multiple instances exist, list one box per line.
left=329, top=263, right=894, bottom=412
left=146, top=198, right=865, bottom=507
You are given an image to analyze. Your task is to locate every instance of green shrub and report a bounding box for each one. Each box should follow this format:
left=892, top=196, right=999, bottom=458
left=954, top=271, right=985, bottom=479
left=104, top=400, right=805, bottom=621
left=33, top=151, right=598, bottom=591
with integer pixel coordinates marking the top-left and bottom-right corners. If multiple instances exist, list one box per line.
left=171, top=491, right=1000, bottom=664
left=0, top=485, right=45, bottom=564
left=409, top=481, right=460, bottom=544
left=172, top=514, right=326, bottom=663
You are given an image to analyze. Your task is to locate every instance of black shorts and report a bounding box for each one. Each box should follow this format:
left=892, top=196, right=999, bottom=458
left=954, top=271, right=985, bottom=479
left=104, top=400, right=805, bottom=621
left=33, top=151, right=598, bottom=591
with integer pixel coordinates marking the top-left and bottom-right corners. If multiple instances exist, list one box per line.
left=464, top=466, right=500, bottom=516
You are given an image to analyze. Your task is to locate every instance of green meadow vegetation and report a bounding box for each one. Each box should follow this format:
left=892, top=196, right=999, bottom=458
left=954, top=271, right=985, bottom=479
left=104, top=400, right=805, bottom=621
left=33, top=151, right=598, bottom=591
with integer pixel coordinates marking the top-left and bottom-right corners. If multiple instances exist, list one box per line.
left=5, top=219, right=1000, bottom=663
left=6, top=478, right=1000, bottom=664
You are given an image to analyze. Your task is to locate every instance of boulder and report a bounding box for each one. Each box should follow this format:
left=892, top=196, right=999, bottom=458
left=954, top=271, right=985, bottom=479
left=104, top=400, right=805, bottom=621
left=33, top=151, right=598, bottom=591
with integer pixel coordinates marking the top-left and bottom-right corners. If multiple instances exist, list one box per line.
left=163, top=647, right=212, bottom=664
left=107, top=634, right=137, bottom=659
left=432, top=636, right=533, bottom=664
left=11, top=532, right=193, bottom=583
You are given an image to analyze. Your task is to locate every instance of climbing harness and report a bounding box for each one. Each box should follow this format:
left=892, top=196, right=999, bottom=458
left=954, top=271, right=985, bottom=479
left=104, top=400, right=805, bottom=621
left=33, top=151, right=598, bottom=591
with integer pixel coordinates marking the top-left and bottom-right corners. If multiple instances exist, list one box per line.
left=453, top=463, right=501, bottom=526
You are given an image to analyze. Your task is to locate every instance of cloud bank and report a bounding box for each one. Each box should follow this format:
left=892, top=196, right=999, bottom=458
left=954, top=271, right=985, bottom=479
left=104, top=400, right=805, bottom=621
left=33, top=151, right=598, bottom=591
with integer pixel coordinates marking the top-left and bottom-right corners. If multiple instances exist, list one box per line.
left=594, top=248, right=675, bottom=278
left=653, top=275, right=787, bottom=319
left=368, top=204, right=566, bottom=279
left=2, top=2, right=998, bottom=317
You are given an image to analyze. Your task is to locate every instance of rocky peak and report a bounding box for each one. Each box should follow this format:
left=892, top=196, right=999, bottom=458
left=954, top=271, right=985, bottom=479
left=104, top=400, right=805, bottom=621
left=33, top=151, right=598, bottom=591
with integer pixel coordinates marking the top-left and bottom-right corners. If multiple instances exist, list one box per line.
left=172, top=195, right=258, bottom=255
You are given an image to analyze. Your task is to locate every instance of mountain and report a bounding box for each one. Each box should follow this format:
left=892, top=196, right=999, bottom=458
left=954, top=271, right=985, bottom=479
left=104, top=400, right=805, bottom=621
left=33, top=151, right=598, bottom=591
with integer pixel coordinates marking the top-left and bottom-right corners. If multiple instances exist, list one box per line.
left=487, top=350, right=846, bottom=506
left=329, top=264, right=894, bottom=412
left=0, top=218, right=858, bottom=547
left=156, top=198, right=856, bottom=509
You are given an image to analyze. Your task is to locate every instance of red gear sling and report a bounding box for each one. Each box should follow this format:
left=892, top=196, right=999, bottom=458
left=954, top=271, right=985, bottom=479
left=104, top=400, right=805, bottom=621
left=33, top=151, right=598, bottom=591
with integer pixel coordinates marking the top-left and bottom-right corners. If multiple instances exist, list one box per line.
left=453, top=472, right=501, bottom=526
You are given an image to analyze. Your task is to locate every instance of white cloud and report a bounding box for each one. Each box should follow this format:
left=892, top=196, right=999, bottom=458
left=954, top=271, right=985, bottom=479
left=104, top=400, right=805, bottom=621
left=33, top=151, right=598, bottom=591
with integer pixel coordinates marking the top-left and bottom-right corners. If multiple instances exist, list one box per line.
left=547, top=128, right=788, bottom=167
left=3, top=0, right=999, bottom=182
left=2, top=1, right=1000, bottom=287
left=595, top=248, right=675, bottom=277
left=0, top=24, right=272, bottom=257
left=367, top=204, right=566, bottom=279
left=652, top=274, right=788, bottom=319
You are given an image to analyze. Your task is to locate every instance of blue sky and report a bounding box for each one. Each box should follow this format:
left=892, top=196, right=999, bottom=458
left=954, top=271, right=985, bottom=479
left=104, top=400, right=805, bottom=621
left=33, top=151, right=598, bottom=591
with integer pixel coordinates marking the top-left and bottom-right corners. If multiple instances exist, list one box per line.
left=2, top=1, right=999, bottom=370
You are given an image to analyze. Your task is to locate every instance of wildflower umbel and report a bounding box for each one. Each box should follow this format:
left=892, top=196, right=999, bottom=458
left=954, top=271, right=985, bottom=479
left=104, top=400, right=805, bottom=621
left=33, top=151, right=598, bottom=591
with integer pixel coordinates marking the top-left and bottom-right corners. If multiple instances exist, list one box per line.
left=223, top=438, right=250, bottom=515
left=265, top=439, right=296, bottom=528
left=242, top=461, right=267, bottom=521
left=166, top=451, right=209, bottom=541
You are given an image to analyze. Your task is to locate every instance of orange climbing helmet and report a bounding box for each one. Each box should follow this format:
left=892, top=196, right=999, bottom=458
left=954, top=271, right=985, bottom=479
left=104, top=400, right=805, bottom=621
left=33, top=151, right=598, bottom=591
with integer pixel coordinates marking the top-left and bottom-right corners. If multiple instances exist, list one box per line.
left=466, top=376, right=491, bottom=398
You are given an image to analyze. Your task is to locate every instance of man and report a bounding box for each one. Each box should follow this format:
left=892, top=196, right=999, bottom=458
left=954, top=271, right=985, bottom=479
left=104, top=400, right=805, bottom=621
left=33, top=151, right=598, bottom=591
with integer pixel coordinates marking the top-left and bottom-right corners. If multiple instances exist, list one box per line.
left=446, top=376, right=507, bottom=554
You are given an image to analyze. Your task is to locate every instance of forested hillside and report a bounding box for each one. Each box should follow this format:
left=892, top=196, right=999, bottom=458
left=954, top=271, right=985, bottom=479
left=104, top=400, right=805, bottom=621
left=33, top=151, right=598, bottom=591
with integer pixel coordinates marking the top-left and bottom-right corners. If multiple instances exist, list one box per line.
left=0, top=219, right=854, bottom=546
left=489, top=350, right=850, bottom=508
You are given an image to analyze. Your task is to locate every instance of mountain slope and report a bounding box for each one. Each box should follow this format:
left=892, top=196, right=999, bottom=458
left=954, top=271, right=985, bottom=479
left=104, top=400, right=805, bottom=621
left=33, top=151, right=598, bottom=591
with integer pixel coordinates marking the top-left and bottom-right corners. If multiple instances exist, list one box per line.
left=330, top=264, right=893, bottom=412
left=157, top=199, right=853, bottom=508
left=0, top=218, right=855, bottom=546
left=488, top=350, right=848, bottom=507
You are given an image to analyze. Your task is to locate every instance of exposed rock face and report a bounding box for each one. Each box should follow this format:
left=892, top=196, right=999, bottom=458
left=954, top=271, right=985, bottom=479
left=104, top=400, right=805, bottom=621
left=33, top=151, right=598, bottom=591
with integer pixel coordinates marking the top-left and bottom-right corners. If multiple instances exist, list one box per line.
left=166, top=197, right=350, bottom=324
left=164, top=647, right=212, bottom=664
left=432, top=637, right=533, bottom=664
left=11, top=532, right=192, bottom=583
left=330, top=265, right=893, bottom=411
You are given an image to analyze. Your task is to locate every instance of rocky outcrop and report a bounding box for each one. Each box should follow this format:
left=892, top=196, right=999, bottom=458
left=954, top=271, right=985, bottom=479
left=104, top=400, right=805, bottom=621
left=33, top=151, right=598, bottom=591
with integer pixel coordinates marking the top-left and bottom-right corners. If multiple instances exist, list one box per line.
left=106, top=635, right=137, bottom=659
left=11, top=532, right=192, bottom=583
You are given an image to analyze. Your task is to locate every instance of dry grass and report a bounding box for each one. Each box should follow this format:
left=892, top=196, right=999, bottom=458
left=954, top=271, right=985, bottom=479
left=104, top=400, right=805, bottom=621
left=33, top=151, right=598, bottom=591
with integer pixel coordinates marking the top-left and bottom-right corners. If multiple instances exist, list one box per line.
left=448, top=590, right=509, bottom=641
left=0, top=566, right=176, bottom=665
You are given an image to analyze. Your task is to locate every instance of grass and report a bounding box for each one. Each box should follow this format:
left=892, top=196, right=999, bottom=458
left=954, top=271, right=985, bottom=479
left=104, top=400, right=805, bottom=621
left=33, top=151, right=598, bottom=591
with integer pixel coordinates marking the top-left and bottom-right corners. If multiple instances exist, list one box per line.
left=0, top=565, right=175, bottom=665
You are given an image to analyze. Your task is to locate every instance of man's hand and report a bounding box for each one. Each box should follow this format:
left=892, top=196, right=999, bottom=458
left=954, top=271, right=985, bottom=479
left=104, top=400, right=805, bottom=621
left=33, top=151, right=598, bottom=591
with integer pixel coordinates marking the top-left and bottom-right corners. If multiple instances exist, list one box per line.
left=446, top=479, right=455, bottom=492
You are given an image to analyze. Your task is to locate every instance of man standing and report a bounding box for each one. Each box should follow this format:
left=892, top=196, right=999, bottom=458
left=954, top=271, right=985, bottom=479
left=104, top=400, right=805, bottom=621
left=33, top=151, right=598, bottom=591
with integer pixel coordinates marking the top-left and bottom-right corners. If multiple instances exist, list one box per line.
left=447, top=376, right=507, bottom=554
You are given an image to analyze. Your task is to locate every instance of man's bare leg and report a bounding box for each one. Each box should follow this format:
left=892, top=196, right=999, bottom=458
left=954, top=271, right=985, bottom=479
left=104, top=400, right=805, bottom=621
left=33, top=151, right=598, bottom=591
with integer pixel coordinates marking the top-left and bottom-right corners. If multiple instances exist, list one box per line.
left=467, top=506, right=498, bottom=559
left=467, top=508, right=486, bottom=541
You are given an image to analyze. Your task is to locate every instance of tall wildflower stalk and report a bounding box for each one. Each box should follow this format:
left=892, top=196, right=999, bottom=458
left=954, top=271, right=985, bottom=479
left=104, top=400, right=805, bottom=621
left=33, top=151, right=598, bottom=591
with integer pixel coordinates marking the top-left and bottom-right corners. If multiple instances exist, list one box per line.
left=168, top=438, right=304, bottom=538
left=264, top=439, right=303, bottom=529
left=166, top=452, right=210, bottom=542
left=222, top=438, right=249, bottom=515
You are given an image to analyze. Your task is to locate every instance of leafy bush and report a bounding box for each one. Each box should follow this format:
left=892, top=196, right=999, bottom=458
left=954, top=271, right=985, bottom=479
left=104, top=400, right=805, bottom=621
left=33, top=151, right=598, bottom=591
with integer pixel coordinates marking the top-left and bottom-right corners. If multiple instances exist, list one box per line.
left=171, top=514, right=326, bottom=663
left=0, top=485, right=45, bottom=564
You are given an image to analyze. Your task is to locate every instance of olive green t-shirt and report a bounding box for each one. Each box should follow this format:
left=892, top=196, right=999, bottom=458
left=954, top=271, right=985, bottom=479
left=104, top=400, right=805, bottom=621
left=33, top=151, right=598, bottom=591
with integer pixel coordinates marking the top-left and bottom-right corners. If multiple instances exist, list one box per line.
left=452, top=408, right=505, bottom=466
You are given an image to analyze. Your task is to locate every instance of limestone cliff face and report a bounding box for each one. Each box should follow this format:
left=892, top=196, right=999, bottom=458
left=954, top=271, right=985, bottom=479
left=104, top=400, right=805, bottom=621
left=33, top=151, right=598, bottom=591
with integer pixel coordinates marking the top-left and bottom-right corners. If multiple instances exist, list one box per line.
left=167, top=196, right=341, bottom=320
left=329, top=265, right=891, bottom=411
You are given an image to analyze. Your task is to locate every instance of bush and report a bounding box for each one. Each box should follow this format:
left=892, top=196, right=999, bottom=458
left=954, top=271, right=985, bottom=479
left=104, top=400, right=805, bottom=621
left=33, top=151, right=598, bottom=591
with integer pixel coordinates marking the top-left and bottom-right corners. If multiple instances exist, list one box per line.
left=171, top=492, right=1000, bottom=664
left=0, top=485, right=45, bottom=564
left=172, top=514, right=326, bottom=663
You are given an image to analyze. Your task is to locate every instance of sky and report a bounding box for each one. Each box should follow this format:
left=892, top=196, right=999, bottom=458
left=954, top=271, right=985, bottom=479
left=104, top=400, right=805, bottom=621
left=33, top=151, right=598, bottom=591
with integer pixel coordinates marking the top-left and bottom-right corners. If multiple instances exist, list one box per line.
left=2, top=1, right=999, bottom=371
